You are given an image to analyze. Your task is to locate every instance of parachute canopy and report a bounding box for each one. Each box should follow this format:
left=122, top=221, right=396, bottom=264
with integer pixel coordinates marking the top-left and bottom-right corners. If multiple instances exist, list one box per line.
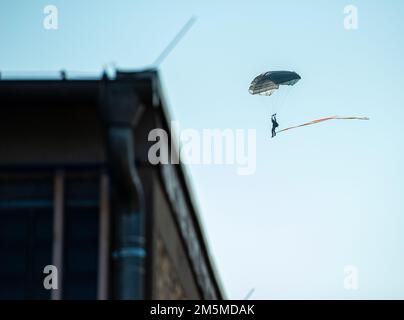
left=249, top=71, right=301, bottom=96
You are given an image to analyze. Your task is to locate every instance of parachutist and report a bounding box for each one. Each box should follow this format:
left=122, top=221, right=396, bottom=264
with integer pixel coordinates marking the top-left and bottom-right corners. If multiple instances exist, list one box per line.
left=271, top=114, right=279, bottom=138
left=248, top=71, right=300, bottom=138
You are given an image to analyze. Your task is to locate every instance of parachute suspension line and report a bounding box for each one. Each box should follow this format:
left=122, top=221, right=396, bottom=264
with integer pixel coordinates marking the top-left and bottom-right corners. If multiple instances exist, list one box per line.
left=268, top=91, right=278, bottom=115
left=277, top=116, right=370, bottom=134
left=271, top=90, right=278, bottom=114
left=270, top=87, right=286, bottom=115
left=277, top=85, right=293, bottom=114
left=271, top=89, right=279, bottom=114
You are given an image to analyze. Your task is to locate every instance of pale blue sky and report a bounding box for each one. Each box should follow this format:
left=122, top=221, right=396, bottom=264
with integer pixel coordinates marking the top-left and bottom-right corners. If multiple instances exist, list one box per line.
left=1, top=0, right=404, bottom=299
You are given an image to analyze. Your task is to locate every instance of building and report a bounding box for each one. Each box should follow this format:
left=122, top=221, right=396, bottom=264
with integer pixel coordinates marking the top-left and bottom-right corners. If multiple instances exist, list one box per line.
left=0, top=70, right=224, bottom=300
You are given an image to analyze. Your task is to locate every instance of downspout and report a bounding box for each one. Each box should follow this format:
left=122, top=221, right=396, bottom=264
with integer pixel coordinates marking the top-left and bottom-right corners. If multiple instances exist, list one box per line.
left=99, top=78, right=146, bottom=299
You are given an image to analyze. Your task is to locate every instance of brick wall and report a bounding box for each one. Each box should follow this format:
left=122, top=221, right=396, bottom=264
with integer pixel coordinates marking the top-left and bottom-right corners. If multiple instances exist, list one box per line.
left=155, top=235, right=186, bottom=299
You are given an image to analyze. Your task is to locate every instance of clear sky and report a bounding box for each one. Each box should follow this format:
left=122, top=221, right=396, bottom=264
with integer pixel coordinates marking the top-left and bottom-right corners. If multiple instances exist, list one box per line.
left=1, top=0, right=404, bottom=299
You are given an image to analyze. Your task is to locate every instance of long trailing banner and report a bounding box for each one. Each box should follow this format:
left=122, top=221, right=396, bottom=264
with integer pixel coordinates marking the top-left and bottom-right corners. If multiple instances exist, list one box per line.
left=277, top=116, right=370, bottom=134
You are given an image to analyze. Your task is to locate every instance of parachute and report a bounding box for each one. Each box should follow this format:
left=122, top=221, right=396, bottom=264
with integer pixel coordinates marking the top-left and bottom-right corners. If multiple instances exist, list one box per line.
left=249, top=70, right=369, bottom=136
left=249, top=70, right=301, bottom=116
left=249, top=71, right=301, bottom=96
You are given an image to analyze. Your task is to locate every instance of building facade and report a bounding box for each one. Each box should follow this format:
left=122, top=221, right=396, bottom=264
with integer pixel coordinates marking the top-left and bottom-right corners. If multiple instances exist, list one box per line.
left=0, top=70, right=223, bottom=300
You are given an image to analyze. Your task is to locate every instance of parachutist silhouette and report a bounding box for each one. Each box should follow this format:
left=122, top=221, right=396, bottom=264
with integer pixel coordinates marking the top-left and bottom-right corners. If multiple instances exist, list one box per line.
left=271, top=114, right=279, bottom=138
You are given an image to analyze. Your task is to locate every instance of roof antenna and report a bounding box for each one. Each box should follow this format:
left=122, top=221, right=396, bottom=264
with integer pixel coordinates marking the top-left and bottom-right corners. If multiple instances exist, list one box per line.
left=102, top=62, right=118, bottom=79
left=101, top=66, right=109, bottom=80
left=60, top=70, right=67, bottom=80
left=244, top=288, right=255, bottom=300
left=152, top=15, right=197, bottom=68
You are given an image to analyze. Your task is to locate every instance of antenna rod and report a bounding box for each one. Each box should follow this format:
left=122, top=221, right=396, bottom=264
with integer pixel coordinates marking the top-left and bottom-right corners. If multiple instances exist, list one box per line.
left=153, top=16, right=197, bottom=67
left=244, top=288, right=255, bottom=300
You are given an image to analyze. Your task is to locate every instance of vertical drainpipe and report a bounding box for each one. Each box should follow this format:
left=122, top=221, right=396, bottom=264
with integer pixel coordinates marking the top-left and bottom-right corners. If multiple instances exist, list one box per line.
left=99, top=77, right=146, bottom=299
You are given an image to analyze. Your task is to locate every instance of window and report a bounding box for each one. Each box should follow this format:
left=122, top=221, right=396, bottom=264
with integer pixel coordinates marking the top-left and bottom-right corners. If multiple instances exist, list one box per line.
left=63, top=172, right=100, bottom=299
left=0, top=173, right=53, bottom=299
left=0, top=169, right=109, bottom=300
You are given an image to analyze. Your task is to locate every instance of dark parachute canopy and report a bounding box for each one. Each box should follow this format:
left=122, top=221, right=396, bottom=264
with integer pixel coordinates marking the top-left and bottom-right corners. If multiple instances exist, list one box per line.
left=249, top=71, right=301, bottom=96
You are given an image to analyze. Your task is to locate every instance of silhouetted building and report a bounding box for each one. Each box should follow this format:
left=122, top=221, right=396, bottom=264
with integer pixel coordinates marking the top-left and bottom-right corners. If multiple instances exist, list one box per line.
left=0, top=70, right=223, bottom=300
